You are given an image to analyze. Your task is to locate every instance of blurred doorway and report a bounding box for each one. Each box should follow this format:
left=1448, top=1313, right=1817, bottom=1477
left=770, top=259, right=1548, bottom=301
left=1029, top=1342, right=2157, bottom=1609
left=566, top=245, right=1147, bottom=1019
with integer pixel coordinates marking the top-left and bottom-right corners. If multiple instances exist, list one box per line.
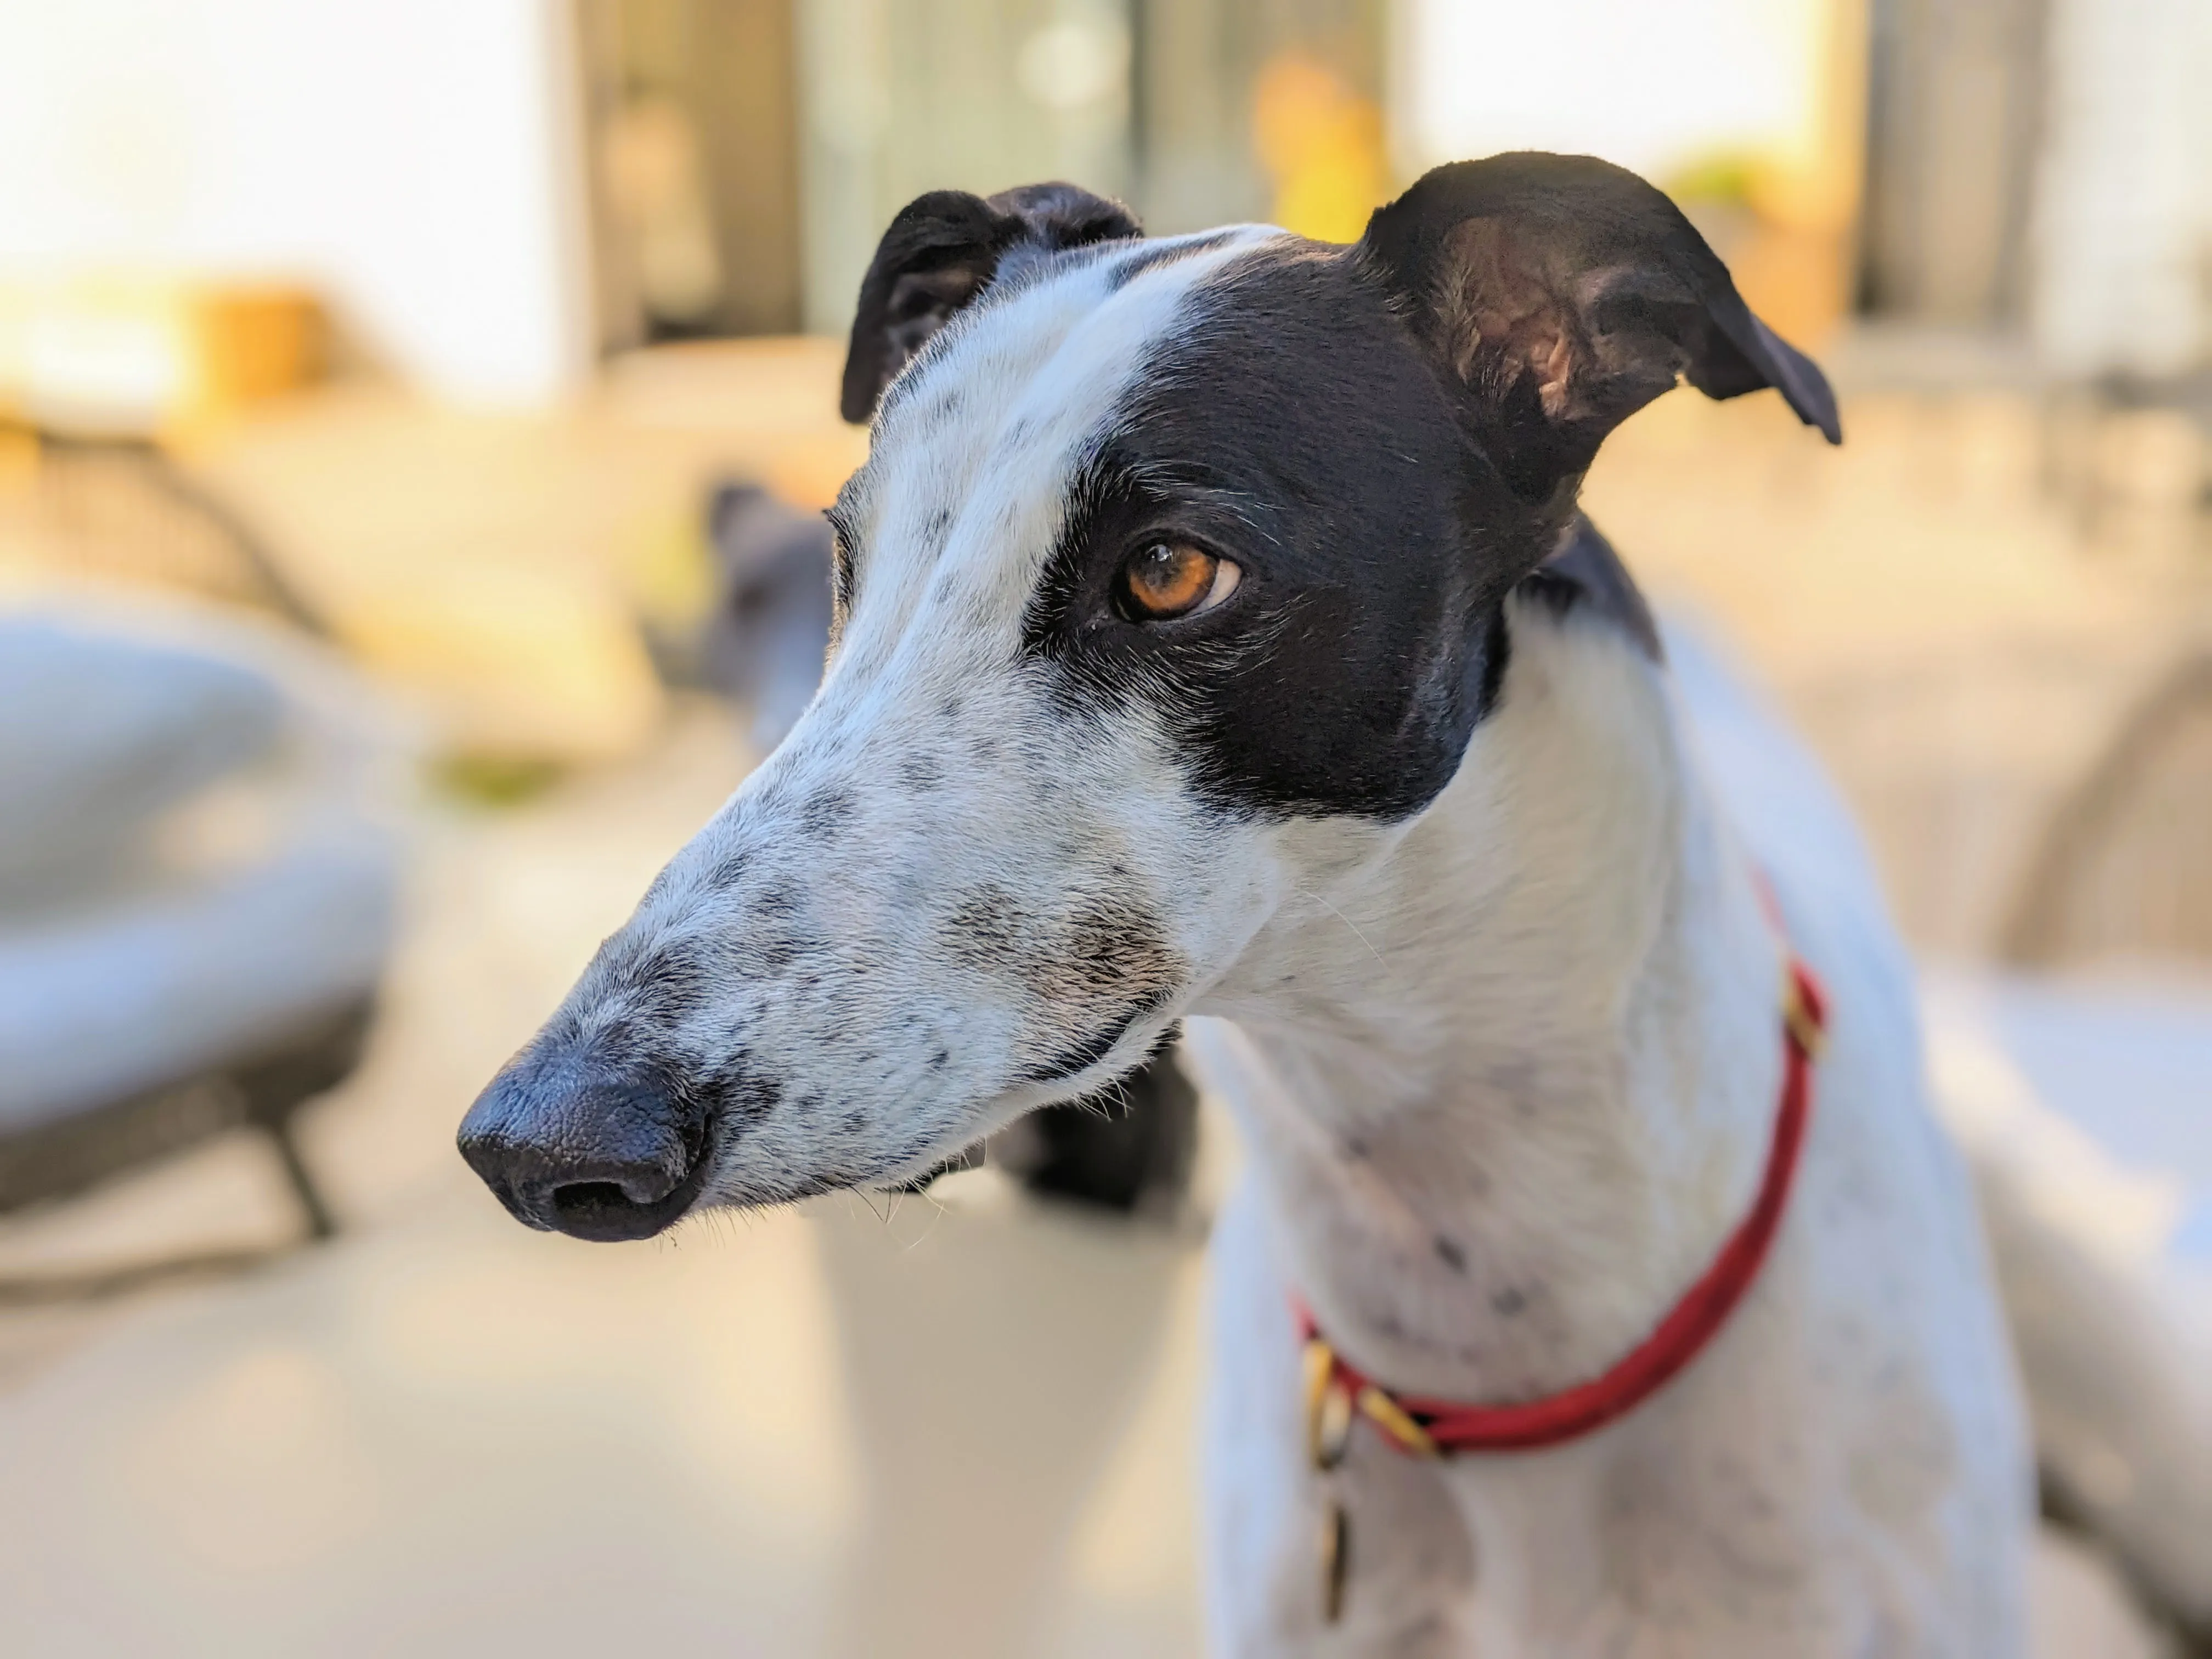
left=576, top=0, right=804, bottom=348
left=1133, top=0, right=1387, bottom=238
left=792, top=0, right=1385, bottom=333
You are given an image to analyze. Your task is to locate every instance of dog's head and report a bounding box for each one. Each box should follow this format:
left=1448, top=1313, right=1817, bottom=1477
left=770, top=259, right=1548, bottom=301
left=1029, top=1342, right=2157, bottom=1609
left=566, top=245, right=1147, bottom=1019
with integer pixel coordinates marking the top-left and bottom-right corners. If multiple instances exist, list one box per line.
left=458, top=156, right=1837, bottom=1240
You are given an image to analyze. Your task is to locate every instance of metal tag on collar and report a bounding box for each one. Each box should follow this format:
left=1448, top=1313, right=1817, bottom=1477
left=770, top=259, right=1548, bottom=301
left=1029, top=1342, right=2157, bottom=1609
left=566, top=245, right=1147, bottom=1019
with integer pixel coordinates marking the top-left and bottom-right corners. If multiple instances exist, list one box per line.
left=1304, top=1338, right=1357, bottom=1624
left=1783, top=964, right=1826, bottom=1060
left=1320, top=1499, right=1350, bottom=1624
left=1304, top=1338, right=1357, bottom=1470
left=1358, top=1384, right=1441, bottom=1458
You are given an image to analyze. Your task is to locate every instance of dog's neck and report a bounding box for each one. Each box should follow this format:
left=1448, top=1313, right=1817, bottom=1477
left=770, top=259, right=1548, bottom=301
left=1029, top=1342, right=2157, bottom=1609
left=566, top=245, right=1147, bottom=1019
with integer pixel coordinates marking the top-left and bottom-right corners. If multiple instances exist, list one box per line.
left=1197, top=597, right=1787, bottom=1403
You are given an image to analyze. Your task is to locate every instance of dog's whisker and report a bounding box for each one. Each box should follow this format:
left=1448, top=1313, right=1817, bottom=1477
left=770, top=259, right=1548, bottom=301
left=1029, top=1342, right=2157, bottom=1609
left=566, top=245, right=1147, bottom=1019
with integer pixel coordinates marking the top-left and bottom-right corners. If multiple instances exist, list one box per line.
left=1296, top=885, right=1393, bottom=982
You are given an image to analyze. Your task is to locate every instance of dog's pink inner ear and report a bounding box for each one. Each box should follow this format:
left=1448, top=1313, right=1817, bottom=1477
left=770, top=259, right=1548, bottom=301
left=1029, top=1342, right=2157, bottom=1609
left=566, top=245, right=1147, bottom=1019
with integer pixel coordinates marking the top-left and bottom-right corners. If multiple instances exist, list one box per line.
left=1432, top=217, right=1702, bottom=437
left=1434, top=218, right=1579, bottom=417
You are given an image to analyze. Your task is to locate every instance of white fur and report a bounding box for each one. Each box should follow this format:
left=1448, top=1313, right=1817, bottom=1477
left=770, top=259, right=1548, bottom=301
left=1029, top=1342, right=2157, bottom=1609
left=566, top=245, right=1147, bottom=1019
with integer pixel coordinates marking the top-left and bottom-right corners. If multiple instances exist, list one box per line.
left=560, top=230, right=2034, bottom=1652
left=1191, top=607, right=2033, bottom=1655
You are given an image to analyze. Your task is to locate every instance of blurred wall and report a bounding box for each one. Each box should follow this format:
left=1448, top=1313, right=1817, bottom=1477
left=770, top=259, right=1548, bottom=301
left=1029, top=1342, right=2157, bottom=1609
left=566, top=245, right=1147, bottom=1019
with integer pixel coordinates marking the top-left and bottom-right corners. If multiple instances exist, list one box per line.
left=2030, top=0, right=2212, bottom=378
left=0, top=0, right=594, bottom=405
left=1392, top=0, right=1843, bottom=185
left=1393, top=0, right=1866, bottom=346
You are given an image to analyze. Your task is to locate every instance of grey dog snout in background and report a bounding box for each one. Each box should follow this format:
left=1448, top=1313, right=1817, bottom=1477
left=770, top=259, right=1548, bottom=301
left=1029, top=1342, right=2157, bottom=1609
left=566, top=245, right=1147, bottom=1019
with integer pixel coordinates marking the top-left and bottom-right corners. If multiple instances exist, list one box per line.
left=695, top=479, right=1199, bottom=1217
left=701, top=483, right=838, bottom=755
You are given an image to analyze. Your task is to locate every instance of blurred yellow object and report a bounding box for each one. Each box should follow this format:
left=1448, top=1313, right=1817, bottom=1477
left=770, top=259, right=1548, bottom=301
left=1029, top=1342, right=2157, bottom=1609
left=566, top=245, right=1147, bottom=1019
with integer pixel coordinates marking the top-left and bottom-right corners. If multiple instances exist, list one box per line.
left=625, top=501, right=719, bottom=643
left=0, top=277, right=323, bottom=439
left=0, top=420, right=36, bottom=487
left=764, top=430, right=869, bottom=512
left=1251, top=56, right=1391, bottom=245
left=1726, top=225, right=1854, bottom=353
left=1661, top=0, right=1868, bottom=346
left=337, top=566, right=664, bottom=765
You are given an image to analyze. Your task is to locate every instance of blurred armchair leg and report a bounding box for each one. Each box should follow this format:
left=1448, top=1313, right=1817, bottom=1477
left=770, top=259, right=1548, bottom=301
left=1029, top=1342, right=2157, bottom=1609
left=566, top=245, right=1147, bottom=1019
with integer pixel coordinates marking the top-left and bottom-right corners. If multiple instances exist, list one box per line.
left=233, top=997, right=375, bottom=1244
left=262, top=1115, right=337, bottom=1242
left=0, top=997, right=377, bottom=1303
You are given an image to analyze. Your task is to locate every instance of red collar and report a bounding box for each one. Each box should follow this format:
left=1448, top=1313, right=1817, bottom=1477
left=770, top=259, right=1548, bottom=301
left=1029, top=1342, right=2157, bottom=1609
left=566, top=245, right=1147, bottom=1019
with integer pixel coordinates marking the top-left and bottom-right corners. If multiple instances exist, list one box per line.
left=1297, top=953, right=1827, bottom=1459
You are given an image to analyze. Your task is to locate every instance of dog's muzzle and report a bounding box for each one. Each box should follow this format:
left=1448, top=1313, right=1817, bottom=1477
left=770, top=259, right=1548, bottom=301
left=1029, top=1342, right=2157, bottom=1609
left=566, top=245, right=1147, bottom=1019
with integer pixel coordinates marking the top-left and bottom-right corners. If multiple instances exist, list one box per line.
left=458, top=1051, right=713, bottom=1242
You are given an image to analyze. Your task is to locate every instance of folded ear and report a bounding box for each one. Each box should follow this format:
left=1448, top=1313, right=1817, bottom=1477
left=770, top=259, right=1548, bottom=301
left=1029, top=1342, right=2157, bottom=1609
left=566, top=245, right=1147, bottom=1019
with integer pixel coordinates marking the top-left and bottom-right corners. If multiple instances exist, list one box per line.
left=840, top=182, right=1141, bottom=423
left=1356, top=153, right=1839, bottom=500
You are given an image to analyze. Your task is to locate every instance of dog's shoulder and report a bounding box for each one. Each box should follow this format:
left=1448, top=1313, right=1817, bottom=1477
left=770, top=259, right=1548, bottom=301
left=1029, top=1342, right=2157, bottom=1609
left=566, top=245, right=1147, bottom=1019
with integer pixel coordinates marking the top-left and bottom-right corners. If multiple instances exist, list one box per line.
left=1516, top=515, right=1663, bottom=663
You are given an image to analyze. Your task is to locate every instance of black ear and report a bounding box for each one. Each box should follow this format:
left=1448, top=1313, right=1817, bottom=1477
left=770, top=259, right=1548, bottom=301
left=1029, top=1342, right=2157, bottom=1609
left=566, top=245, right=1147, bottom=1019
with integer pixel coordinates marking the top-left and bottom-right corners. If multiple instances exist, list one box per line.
left=1356, top=153, right=1840, bottom=499
left=839, top=181, right=1141, bottom=424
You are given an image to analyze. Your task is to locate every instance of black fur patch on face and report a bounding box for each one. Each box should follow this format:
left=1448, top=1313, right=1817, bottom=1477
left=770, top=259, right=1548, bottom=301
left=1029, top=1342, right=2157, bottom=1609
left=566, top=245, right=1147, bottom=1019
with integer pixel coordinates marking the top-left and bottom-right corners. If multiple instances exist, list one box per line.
left=614, top=946, right=714, bottom=1026
left=1102, top=231, right=1242, bottom=291
left=1022, top=243, right=1558, bottom=822
left=941, top=884, right=1027, bottom=964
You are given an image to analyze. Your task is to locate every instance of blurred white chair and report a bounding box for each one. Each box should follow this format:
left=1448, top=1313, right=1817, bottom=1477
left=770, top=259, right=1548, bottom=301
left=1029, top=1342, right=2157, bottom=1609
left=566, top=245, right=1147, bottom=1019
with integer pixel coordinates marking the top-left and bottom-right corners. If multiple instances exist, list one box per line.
left=0, top=598, right=407, bottom=1295
left=1923, top=970, right=2211, bottom=1641
left=1932, top=646, right=2212, bottom=1643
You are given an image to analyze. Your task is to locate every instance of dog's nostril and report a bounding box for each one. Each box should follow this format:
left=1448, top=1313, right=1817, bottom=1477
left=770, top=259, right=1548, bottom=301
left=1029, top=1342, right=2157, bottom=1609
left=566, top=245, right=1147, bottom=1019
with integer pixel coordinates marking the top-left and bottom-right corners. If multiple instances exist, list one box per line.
left=551, top=1181, right=647, bottom=1226
left=533, top=1164, right=703, bottom=1243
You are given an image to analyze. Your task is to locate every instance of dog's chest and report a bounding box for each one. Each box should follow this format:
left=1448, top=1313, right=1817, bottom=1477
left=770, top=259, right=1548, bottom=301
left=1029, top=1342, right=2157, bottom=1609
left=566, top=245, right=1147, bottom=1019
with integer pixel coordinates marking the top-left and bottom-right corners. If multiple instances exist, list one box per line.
left=1198, top=1030, right=2007, bottom=1658
left=1209, top=1188, right=1946, bottom=1658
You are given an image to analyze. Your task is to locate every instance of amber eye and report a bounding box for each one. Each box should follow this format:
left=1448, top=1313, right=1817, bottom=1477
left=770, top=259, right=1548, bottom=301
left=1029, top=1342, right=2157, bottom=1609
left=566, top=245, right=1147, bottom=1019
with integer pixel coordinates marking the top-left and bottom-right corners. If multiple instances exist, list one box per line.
left=1116, top=541, right=1241, bottom=621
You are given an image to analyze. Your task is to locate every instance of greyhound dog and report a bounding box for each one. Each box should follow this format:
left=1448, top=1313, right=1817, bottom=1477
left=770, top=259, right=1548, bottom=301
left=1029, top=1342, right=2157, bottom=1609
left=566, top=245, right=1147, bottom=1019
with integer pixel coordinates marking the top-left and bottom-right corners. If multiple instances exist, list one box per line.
left=460, top=154, right=2033, bottom=1655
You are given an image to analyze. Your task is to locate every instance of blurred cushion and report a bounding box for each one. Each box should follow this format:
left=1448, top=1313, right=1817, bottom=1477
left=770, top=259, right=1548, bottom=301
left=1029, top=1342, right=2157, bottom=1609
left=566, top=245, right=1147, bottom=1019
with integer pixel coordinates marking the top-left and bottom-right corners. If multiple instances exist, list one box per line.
left=0, top=595, right=405, bottom=1128
left=0, top=822, right=394, bottom=1130
left=0, top=616, right=283, bottom=883
left=1924, top=967, right=2212, bottom=1628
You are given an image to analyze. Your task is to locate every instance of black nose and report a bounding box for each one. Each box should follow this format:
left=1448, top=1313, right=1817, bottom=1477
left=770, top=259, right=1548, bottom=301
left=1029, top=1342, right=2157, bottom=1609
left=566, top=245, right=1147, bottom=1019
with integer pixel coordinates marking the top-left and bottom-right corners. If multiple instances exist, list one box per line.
left=457, top=1049, right=711, bottom=1242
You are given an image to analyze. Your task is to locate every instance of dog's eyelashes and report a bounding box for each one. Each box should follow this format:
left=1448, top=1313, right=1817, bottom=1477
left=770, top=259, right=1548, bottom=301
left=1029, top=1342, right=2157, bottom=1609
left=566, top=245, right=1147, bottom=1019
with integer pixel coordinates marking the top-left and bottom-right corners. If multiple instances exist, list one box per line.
left=1115, top=541, right=1242, bottom=622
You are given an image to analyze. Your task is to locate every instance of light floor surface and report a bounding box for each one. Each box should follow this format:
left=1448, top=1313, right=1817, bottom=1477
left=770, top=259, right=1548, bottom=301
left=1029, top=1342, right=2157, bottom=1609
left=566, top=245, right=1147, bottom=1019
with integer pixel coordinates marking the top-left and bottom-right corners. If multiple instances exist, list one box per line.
left=0, top=703, right=2166, bottom=1657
